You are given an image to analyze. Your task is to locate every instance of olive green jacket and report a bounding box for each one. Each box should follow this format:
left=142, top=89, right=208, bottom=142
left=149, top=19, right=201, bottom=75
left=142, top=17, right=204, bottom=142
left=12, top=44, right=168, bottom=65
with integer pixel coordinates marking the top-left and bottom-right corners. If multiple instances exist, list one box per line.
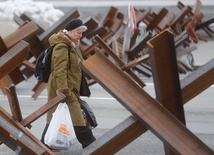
left=46, top=31, right=86, bottom=126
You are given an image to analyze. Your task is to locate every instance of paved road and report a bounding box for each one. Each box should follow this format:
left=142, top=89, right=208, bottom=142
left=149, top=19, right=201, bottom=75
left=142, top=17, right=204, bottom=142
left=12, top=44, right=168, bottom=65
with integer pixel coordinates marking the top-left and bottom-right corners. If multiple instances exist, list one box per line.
left=0, top=79, right=214, bottom=154
left=0, top=39, right=214, bottom=154
left=0, top=0, right=214, bottom=154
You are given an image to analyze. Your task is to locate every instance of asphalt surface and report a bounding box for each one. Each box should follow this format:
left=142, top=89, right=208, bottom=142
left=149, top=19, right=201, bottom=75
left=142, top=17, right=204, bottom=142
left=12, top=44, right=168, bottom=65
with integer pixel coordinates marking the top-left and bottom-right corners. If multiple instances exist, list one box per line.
left=0, top=1, right=214, bottom=154
left=0, top=38, right=214, bottom=154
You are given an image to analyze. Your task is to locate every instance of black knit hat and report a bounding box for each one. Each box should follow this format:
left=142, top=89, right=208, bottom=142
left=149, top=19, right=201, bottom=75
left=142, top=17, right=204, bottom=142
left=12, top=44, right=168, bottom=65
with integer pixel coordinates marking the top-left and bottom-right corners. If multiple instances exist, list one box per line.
left=64, top=18, right=87, bottom=31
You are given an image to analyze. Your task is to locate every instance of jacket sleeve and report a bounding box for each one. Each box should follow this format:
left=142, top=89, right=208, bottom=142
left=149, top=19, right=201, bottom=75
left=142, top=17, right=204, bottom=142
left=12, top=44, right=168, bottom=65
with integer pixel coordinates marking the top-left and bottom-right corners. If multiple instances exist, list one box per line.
left=53, top=43, right=71, bottom=96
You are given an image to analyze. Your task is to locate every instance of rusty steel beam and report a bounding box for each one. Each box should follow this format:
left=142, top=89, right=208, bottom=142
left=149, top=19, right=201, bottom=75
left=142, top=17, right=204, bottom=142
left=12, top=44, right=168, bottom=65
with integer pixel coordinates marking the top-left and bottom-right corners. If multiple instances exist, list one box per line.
left=80, top=48, right=213, bottom=155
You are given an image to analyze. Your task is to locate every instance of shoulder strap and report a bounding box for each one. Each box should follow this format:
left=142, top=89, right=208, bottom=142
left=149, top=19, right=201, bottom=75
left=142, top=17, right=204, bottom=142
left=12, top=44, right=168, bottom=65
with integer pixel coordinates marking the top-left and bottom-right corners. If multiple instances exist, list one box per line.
left=68, top=46, right=71, bottom=69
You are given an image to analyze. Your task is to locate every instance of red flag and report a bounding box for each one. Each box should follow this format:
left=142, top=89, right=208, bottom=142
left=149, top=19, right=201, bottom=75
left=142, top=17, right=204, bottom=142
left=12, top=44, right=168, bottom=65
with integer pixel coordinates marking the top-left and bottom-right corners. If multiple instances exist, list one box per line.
left=128, top=4, right=137, bottom=34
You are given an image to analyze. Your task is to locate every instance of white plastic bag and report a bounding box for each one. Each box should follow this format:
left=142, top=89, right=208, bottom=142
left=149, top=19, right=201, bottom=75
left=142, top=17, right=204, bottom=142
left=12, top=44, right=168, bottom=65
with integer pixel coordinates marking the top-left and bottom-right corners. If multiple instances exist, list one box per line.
left=44, top=103, right=77, bottom=150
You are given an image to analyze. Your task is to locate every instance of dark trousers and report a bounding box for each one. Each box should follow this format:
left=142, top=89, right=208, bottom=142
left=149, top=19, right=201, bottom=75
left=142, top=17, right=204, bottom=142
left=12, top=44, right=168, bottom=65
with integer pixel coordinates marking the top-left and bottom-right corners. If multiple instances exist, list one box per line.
left=41, top=124, right=96, bottom=149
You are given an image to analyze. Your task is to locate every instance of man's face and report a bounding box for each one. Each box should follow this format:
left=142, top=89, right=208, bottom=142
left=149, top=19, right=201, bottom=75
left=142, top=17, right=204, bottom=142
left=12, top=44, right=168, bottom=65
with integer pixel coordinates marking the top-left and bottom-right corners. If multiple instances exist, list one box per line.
left=68, top=29, right=84, bottom=43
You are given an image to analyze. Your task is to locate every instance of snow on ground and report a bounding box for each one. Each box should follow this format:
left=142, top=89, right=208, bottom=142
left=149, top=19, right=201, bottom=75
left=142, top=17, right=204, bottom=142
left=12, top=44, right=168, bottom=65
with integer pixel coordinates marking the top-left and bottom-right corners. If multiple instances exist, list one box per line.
left=0, top=0, right=64, bottom=26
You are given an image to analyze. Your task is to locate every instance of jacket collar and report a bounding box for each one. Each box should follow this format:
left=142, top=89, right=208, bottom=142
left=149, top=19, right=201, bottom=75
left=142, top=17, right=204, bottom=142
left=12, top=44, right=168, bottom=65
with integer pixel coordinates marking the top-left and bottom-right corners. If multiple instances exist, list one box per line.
left=55, top=31, right=79, bottom=48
